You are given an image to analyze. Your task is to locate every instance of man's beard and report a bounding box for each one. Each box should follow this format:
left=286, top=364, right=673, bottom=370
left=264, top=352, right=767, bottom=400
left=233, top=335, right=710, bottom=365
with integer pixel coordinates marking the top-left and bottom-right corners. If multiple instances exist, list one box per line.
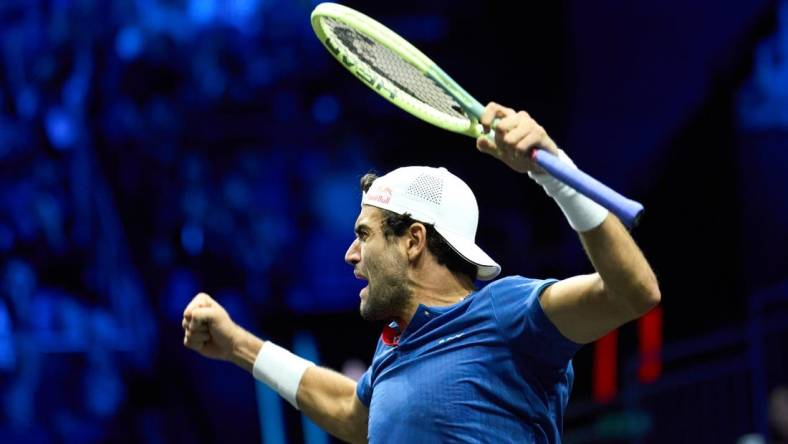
left=360, top=254, right=412, bottom=322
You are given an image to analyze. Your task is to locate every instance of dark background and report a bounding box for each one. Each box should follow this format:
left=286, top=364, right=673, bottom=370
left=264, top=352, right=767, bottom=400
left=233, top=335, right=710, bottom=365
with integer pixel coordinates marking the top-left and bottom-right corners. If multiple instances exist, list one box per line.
left=0, top=0, right=786, bottom=443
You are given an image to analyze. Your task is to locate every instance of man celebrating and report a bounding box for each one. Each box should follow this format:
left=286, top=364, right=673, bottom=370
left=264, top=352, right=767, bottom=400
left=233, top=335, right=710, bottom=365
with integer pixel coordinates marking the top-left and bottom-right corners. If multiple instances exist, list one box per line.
left=182, top=103, right=660, bottom=443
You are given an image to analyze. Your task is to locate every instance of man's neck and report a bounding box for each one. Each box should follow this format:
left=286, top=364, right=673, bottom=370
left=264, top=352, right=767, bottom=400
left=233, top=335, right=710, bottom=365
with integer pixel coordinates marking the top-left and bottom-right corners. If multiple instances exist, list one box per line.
left=394, top=268, right=475, bottom=331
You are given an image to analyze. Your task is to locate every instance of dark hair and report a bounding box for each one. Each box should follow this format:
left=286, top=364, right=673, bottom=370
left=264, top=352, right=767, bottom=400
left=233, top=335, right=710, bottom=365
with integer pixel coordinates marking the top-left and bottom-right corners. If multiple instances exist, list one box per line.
left=360, top=173, right=478, bottom=281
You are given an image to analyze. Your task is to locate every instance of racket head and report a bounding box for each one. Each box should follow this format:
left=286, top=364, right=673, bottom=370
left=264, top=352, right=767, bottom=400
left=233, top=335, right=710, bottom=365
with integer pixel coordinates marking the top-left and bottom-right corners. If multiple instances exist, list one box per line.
left=311, top=2, right=485, bottom=138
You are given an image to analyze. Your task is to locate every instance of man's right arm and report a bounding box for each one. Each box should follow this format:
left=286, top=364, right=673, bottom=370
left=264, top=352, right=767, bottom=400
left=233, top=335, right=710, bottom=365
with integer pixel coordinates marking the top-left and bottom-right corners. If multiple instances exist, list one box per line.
left=297, top=366, right=369, bottom=444
left=183, top=293, right=368, bottom=444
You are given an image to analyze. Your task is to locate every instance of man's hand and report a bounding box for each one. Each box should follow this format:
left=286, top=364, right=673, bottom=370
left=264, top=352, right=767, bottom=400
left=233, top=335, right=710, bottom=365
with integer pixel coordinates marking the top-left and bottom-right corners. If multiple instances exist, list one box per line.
left=475, top=102, right=560, bottom=174
left=182, top=292, right=241, bottom=362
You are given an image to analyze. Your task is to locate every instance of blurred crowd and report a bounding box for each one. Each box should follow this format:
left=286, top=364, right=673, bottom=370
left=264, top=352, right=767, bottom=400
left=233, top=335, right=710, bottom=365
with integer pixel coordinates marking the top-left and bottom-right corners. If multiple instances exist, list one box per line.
left=0, top=0, right=373, bottom=441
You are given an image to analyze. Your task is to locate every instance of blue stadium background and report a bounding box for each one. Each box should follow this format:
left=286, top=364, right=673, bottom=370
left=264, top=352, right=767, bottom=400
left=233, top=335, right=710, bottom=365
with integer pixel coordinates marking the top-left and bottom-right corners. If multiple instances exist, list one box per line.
left=0, top=0, right=786, bottom=443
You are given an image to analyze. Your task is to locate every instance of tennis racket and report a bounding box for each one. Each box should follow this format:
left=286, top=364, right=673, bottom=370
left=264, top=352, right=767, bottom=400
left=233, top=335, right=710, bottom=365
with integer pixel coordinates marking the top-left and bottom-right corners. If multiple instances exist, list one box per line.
left=310, top=2, right=644, bottom=227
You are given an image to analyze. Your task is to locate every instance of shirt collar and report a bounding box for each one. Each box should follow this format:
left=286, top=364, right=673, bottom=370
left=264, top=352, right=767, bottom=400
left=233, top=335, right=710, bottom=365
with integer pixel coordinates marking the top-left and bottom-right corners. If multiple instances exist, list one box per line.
left=379, top=301, right=460, bottom=346
left=381, top=321, right=401, bottom=346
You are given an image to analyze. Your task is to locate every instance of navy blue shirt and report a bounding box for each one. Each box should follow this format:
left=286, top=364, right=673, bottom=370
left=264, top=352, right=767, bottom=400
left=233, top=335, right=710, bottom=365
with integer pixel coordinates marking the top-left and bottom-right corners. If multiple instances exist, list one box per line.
left=356, top=276, right=582, bottom=443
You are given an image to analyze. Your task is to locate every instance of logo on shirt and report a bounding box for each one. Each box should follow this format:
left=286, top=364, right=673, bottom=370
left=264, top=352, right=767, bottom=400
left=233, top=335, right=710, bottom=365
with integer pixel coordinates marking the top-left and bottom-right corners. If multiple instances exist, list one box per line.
left=438, top=332, right=464, bottom=345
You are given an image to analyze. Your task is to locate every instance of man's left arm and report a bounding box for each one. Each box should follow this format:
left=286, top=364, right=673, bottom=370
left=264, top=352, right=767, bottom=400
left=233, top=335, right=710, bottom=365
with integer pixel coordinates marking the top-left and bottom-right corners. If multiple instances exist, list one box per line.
left=477, top=102, right=660, bottom=344
left=539, top=215, right=660, bottom=344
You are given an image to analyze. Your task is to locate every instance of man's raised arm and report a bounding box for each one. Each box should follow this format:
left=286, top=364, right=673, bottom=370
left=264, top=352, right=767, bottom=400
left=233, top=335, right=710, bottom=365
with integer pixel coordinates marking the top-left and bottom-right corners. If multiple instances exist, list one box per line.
left=476, top=103, right=660, bottom=344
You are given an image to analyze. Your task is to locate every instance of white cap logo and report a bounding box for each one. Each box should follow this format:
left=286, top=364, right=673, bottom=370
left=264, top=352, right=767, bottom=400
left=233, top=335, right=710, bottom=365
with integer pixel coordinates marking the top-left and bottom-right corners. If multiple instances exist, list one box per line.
left=365, top=186, right=392, bottom=205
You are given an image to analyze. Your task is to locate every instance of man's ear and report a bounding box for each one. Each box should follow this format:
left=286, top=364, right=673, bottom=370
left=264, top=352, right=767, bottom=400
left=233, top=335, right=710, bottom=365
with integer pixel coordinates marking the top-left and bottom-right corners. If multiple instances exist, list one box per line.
left=405, top=223, right=428, bottom=261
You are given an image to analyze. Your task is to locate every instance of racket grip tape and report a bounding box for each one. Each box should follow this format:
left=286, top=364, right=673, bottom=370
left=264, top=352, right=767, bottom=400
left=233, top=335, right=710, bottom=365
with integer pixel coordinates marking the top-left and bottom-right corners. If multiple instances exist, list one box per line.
left=531, top=150, right=644, bottom=228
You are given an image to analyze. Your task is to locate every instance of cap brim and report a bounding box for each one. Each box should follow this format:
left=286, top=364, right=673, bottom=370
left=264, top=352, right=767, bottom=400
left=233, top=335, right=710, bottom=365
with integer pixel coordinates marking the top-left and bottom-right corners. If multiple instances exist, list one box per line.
left=436, top=228, right=501, bottom=281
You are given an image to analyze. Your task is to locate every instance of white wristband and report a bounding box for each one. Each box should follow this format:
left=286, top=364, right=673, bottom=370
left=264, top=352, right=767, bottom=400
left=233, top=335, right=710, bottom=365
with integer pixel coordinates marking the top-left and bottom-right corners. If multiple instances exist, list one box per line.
left=252, top=341, right=315, bottom=409
left=528, top=149, right=609, bottom=232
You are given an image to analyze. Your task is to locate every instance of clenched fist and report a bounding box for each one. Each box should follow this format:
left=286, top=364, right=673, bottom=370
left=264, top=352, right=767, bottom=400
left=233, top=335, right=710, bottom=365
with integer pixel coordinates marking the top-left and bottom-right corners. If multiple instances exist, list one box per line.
left=182, top=292, right=241, bottom=362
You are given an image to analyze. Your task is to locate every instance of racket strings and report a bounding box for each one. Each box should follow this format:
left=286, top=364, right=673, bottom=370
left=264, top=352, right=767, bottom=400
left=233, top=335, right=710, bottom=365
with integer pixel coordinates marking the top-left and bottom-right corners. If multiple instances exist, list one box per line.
left=322, top=17, right=468, bottom=121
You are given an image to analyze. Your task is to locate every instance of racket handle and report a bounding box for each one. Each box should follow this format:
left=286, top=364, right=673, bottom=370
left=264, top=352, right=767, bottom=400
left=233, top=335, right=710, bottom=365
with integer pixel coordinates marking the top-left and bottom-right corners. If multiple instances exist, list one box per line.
left=475, top=111, right=643, bottom=227
left=532, top=150, right=644, bottom=228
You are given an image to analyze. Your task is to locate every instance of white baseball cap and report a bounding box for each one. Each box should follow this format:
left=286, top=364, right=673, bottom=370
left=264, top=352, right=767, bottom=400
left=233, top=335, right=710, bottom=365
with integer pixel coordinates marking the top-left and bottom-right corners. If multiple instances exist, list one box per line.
left=361, top=166, right=501, bottom=280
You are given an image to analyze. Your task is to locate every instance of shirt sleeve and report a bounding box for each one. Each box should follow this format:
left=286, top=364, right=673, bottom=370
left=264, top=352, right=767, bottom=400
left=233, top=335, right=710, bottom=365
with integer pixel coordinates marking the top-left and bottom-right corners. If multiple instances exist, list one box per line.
left=356, top=367, right=373, bottom=407
left=356, top=337, right=387, bottom=407
left=489, top=276, right=582, bottom=368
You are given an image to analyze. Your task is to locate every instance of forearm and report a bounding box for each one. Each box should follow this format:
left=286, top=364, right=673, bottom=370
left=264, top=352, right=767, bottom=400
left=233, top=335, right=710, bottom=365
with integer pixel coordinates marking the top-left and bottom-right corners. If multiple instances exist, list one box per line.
left=230, top=331, right=367, bottom=443
left=229, top=326, right=263, bottom=372
left=298, top=367, right=368, bottom=443
left=527, top=150, right=660, bottom=315
left=578, top=214, right=660, bottom=315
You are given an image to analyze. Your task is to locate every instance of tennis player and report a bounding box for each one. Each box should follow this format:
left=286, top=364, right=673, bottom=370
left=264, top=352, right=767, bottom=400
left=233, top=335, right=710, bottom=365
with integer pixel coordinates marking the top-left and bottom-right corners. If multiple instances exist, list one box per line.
left=182, top=103, right=660, bottom=443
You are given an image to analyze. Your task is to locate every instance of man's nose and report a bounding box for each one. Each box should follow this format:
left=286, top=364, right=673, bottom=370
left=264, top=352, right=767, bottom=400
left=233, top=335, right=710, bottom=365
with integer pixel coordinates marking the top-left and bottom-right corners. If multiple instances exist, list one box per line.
left=345, top=238, right=360, bottom=265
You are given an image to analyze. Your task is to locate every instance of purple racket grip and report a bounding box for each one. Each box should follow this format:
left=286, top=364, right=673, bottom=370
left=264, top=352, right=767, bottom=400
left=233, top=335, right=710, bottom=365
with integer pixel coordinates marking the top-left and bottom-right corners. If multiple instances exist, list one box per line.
left=532, top=150, right=644, bottom=228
